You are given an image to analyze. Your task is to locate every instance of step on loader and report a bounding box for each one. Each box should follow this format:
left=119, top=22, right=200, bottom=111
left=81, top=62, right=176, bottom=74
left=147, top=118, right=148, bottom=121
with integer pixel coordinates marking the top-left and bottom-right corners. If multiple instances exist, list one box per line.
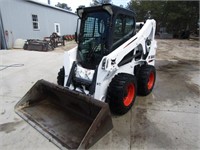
left=15, top=4, right=157, bottom=149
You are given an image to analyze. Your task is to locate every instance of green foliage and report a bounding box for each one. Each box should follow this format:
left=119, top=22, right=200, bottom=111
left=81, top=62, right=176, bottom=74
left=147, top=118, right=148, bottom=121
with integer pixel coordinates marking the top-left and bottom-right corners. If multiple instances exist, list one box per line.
left=127, top=0, right=199, bottom=36
left=55, top=2, right=72, bottom=11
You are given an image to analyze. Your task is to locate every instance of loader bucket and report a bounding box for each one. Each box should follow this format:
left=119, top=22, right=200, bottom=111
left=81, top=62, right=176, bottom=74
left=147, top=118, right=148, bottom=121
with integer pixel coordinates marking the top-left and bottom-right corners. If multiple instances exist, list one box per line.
left=15, top=80, right=113, bottom=149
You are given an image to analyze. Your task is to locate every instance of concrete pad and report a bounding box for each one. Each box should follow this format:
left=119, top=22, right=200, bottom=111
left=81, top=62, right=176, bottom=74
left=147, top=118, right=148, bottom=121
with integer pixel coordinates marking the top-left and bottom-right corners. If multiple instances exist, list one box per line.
left=130, top=107, right=200, bottom=150
left=91, top=112, right=131, bottom=150
left=0, top=96, right=58, bottom=150
left=0, top=49, right=64, bottom=150
left=0, top=50, right=63, bottom=97
left=1, top=40, right=200, bottom=149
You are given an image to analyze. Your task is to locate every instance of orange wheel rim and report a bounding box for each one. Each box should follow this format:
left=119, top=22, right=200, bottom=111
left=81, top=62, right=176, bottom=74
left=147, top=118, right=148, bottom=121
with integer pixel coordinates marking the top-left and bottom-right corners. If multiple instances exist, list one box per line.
left=123, top=83, right=135, bottom=107
left=147, top=72, right=155, bottom=90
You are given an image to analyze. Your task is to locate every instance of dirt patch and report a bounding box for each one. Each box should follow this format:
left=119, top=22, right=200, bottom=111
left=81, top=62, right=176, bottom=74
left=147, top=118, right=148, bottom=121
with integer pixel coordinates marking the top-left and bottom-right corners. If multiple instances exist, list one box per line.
left=156, top=59, right=200, bottom=72
left=156, top=39, right=200, bottom=61
left=135, top=55, right=200, bottom=112
left=0, top=121, right=24, bottom=133
left=185, top=82, right=200, bottom=97
left=131, top=108, right=174, bottom=149
left=155, top=64, right=199, bottom=101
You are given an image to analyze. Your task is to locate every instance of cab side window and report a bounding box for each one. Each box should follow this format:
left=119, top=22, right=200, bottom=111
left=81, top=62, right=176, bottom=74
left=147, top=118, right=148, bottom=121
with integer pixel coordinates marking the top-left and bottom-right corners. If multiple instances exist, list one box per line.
left=113, top=14, right=135, bottom=50
left=125, top=17, right=134, bottom=35
left=113, top=15, right=123, bottom=43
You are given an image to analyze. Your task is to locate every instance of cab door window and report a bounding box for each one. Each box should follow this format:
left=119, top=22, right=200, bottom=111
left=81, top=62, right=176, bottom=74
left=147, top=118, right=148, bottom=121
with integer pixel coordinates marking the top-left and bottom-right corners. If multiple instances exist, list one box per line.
left=113, top=15, right=124, bottom=43
left=113, top=14, right=135, bottom=50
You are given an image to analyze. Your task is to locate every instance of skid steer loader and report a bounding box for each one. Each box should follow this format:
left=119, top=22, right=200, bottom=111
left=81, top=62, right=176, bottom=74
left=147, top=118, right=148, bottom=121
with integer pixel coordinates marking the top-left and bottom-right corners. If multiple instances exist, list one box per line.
left=15, top=4, right=157, bottom=150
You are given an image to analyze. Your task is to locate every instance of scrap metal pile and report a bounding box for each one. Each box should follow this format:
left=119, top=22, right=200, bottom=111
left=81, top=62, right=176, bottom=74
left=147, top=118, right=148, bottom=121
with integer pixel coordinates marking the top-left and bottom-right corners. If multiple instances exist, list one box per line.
left=23, top=39, right=54, bottom=51
left=24, top=32, right=65, bottom=51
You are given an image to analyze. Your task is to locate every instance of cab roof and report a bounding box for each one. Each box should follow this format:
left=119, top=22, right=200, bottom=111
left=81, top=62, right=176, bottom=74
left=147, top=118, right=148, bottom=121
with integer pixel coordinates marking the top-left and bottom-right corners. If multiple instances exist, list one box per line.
left=77, top=4, right=135, bottom=18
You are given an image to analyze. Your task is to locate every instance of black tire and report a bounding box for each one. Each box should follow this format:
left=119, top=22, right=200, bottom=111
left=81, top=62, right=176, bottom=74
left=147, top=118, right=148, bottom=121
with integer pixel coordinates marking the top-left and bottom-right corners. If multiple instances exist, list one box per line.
left=137, top=65, right=156, bottom=96
left=106, top=73, right=137, bottom=115
left=57, top=67, right=65, bottom=86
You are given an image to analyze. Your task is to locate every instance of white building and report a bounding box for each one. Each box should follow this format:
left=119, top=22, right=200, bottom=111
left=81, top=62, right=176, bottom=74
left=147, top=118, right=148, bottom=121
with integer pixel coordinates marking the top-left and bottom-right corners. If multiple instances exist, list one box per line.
left=0, top=0, right=78, bottom=49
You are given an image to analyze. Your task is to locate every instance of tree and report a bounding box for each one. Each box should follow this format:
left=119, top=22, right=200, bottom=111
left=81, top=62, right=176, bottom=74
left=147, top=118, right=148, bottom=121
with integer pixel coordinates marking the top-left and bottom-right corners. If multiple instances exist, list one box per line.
left=127, top=0, right=199, bottom=38
left=55, top=2, right=72, bottom=11
left=90, top=0, right=112, bottom=6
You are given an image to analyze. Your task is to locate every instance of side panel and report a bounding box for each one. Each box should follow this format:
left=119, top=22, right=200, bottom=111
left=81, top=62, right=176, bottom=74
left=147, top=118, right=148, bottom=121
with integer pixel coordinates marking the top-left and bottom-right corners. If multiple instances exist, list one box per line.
left=64, top=47, right=78, bottom=86
left=94, top=19, right=157, bottom=101
left=94, top=61, right=136, bottom=101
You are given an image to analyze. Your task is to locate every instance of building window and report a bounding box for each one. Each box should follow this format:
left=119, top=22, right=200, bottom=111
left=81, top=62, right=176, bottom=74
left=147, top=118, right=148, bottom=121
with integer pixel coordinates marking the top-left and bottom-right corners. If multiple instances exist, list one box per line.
left=32, top=14, right=39, bottom=30
left=56, top=25, right=59, bottom=33
left=54, top=23, right=61, bottom=35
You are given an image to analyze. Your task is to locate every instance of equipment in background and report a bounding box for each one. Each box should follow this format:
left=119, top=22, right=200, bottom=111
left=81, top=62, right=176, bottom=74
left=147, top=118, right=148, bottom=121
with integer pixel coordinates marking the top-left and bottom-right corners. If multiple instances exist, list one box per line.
left=23, top=39, right=54, bottom=51
left=24, top=32, right=66, bottom=51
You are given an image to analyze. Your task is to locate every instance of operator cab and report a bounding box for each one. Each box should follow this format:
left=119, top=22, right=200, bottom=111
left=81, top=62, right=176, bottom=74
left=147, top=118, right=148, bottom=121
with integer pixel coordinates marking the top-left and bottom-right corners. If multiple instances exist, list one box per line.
left=76, top=4, right=136, bottom=69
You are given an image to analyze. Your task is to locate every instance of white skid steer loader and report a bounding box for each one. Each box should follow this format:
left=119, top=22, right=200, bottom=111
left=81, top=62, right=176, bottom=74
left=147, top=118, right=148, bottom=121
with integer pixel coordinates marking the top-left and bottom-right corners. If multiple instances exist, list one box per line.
left=15, top=4, right=157, bottom=150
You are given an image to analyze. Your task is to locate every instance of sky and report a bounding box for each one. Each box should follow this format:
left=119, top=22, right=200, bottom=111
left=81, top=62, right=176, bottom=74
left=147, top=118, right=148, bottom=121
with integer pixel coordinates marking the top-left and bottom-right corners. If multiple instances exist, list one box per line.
left=35, top=0, right=130, bottom=12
